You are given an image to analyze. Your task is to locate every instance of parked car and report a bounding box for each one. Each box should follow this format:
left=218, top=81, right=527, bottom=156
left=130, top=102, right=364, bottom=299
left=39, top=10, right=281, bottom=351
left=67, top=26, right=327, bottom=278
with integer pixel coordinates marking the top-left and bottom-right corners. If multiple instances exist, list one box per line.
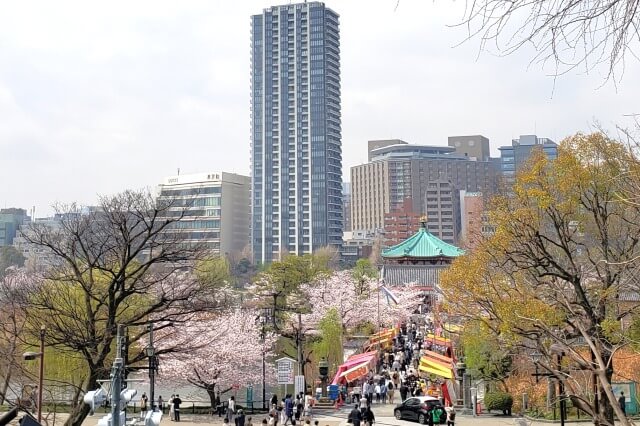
left=394, top=396, right=447, bottom=424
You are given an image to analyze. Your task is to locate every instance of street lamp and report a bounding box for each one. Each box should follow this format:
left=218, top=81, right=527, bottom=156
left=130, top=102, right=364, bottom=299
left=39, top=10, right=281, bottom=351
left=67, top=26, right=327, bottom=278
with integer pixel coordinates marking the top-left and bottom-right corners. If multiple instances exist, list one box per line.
left=145, top=344, right=157, bottom=411
left=23, top=325, right=46, bottom=423
left=260, top=308, right=271, bottom=410
left=455, top=361, right=466, bottom=407
left=550, top=344, right=566, bottom=426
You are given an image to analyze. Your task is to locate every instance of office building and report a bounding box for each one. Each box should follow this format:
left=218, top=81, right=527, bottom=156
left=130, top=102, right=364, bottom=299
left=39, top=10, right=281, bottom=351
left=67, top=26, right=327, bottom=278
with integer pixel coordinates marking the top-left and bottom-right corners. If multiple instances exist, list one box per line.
left=383, top=198, right=422, bottom=247
left=342, top=182, right=352, bottom=232
left=250, top=2, right=342, bottom=263
left=351, top=141, right=498, bottom=243
left=498, top=134, right=557, bottom=180
left=157, top=172, right=250, bottom=255
left=460, top=191, right=484, bottom=249
left=0, top=208, right=30, bottom=247
left=448, top=135, right=491, bottom=161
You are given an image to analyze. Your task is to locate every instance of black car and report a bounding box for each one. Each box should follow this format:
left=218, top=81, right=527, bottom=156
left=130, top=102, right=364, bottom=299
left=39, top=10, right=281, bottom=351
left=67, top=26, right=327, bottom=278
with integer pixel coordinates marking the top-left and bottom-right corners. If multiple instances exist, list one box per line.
left=394, top=396, right=447, bottom=424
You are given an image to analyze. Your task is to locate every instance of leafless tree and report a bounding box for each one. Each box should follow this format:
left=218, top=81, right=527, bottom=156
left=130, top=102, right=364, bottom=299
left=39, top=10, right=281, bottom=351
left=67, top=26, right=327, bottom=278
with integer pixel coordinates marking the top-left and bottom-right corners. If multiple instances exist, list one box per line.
left=458, top=0, right=640, bottom=81
left=21, top=189, right=223, bottom=426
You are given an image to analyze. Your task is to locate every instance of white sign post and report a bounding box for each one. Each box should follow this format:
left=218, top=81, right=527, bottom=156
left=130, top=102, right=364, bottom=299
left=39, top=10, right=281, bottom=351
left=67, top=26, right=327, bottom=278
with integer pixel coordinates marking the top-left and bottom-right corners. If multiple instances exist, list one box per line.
left=294, top=375, right=305, bottom=396
left=276, top=357, right=295, bottom=397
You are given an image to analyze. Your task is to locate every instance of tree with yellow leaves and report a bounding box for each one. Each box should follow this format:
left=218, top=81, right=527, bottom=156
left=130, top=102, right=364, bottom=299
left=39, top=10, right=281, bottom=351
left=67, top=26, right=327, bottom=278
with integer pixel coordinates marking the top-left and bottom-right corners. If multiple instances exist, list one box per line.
left=441, top=132, right=640, bottom=426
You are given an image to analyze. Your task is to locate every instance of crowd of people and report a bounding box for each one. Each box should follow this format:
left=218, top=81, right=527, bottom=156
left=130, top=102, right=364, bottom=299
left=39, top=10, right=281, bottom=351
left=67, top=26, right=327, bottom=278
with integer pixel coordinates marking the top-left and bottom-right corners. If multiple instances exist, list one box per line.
left=345, top=318, right=457, bottom=425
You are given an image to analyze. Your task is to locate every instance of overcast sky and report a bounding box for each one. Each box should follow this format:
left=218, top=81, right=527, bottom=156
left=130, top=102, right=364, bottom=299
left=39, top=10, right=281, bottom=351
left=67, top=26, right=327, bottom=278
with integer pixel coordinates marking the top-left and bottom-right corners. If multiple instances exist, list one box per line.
left=1, top=0, right=639, bottom=216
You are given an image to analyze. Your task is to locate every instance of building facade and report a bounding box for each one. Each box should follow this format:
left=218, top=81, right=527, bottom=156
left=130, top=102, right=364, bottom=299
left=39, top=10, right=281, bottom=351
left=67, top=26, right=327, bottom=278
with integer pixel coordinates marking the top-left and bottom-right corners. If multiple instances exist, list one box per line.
left=350, top=141, right=498, bottom=244
left=157, top=172, right=250, bottom=255
left=342, top=182, right=352, bottom=232
left=250, top=2, right=342, bottom=263
left=448, top=135, right=491, bottom=161
left=383, top=198, right=422, bottom=247
left=498, top=134, right=557, bottom=181
left=460, top=191, right=484, bottom=249
left=0, top=208, right=30, bottom=247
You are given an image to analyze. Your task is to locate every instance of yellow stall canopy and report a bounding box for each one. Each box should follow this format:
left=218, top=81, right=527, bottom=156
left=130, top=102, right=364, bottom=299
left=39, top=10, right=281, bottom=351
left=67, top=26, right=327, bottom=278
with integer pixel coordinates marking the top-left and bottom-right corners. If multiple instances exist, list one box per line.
left=419, top=356, right=454, bottom=379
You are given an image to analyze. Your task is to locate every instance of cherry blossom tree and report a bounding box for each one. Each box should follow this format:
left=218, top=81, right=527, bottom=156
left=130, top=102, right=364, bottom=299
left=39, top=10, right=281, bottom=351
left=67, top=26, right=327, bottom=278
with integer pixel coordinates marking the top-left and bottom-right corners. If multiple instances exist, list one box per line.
left=297, top=271, right=422, bottom=333
left=157, top=309, right=277, bottom=408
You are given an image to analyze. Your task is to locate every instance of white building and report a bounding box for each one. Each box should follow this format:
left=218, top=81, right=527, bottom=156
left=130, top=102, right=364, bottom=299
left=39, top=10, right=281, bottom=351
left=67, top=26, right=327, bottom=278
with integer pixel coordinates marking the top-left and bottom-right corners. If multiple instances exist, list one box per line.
left=157, top=172, right=250, bottom=255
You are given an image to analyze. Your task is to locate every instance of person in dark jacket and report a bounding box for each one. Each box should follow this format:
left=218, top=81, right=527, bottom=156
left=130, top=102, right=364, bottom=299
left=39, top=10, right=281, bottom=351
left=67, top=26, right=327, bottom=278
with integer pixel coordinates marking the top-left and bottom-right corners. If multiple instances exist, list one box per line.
left=362, top=407, right=375, bottom=426
left=284, top=395, right=294, bottom=425
left=235, top=409, right=246, bottom=426
left=348, top=405, right=362, bottom=426
left=399, top=383, right=408, bottom=401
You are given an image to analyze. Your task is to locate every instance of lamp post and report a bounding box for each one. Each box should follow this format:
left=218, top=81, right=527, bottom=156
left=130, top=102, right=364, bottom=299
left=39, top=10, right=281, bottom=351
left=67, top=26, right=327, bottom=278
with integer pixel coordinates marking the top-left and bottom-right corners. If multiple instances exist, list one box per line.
left=145, top=323, right=157, bottom=412
left=23, top=325, right=46, bottom=423
left=260, top=308, right=270, bottom=410
left=318, top=358, right=329, bottom=398
left=550, top=344, right=566, bottom=426
left=455, top=361, right=466, bottom=407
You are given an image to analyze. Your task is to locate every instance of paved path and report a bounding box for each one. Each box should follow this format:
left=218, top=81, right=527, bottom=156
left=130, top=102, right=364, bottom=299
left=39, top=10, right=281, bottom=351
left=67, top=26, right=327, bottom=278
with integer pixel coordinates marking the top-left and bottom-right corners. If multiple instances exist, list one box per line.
left=39, top=407, right=587, bottom=426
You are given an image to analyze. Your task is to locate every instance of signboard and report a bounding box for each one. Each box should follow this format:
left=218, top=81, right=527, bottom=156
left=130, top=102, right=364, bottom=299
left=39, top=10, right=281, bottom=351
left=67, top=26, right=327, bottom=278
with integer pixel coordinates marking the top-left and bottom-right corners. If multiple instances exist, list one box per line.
left=246, top=386, right=254, bottom=405
left=294, top=375, right=305, bottom=395
left=276, top=357, right=295, bottom=385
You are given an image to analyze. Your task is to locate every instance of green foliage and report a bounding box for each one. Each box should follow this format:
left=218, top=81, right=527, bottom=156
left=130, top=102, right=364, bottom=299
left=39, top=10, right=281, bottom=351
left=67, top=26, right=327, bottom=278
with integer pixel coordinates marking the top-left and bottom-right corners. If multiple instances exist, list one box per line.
left=0, top=246, right=25, bottom=277
left=196, top=256, right=231, bottom=289
left=312, top=308, right=344, bottom=373
left=484, top=392, right=513, bottom=413
left=253, top=254, right=330, bottom=323
left=460, top=321, right=513, bottom=385
left=351, top=259, right=378, bottom=295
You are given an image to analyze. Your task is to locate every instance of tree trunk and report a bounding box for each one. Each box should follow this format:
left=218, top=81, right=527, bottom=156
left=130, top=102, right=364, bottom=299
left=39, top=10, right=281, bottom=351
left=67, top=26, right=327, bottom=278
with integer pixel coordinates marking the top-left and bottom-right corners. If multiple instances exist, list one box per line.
left=206, top=384, right=217, bottom=414
left=64, top=372, right=100, bottom=426
left=0, top=369, right=11, bottom=405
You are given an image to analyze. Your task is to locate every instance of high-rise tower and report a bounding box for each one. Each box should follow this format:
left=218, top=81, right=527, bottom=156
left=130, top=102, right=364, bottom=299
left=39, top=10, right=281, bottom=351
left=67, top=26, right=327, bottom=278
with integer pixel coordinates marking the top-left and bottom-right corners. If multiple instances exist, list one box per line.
left=250, top=2, right=342, bottom=263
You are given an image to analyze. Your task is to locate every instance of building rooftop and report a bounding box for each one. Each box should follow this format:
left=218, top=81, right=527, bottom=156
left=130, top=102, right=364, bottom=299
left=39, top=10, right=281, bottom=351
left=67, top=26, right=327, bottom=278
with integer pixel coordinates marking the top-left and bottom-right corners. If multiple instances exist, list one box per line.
left=370, top=144, right=466, bottom=162
left=382, top=220, right=465, bottom=259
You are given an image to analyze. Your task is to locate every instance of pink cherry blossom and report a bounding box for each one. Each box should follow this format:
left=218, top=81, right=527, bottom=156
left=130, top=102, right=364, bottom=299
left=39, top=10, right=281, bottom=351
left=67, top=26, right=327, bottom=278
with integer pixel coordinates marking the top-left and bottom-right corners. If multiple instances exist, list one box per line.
left=156, top=309, right=277, bottom=404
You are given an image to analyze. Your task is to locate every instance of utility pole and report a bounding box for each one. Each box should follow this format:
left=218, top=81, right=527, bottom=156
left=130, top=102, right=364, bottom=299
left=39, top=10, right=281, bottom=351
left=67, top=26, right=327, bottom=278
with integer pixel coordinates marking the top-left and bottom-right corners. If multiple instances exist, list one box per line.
left=111, top=325, right=126, bottom=426
left=37, top=326, right=45, bottom=424
left=148, top=323, right=156, bottom=411
left=297, top=313, right=303, bottom=377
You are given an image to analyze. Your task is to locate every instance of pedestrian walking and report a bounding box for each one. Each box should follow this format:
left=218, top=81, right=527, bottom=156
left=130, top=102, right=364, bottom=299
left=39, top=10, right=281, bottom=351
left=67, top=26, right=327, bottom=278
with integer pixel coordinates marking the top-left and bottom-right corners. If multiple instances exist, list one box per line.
left=158, top=396, right=164, bottom=414
left=140, top=392, right=149, bottom=419
left=236, top=409, right=246, bottom=426
left=380, top=383, right=387, bottom=404
left=362, top=407, right=375, bottom=426
left=227, top=396, right=237, bottom=424
left=284, top=395, right=294, bottom=425
left=619, top=392, right=627, bottom=416
left=374, top=383, right=380, bottom=403
left=172, top=394, right=182, bottom=422
left=304, top=392, right=314, bottom=419
left=348, top=405, right=362, bottom=426
left=169, top=394, right=175, bottom=421
left=445, top=406, right=456, bottom=426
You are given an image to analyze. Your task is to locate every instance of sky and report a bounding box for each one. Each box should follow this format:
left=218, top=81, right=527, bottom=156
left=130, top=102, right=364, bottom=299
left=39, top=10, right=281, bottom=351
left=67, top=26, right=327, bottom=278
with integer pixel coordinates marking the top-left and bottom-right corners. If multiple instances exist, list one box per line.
left=1, top=0, right=639, bottom=216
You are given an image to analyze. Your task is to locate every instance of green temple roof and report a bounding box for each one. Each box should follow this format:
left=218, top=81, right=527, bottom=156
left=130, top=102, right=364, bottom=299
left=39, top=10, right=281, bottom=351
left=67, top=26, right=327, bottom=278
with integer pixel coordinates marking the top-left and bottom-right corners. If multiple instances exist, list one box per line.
left=382, top=223, right=465, bottom=259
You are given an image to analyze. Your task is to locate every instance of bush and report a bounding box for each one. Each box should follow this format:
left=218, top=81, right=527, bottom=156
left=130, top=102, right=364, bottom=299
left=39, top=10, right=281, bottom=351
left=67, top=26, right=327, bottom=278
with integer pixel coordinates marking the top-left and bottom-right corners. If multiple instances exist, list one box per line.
left=484, top=392, right=513, bottom=415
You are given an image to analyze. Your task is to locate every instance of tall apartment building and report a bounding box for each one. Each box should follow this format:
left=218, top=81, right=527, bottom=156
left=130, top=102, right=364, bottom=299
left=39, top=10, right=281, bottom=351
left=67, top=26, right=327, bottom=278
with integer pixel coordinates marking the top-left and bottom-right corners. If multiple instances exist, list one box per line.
left=157, top=172, right=250, bottom=255
left=250, top=2, right=342, bottom=263
left=498, top=134, right=557, bottom=180
left=351, top=141, right=498, bottom=243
